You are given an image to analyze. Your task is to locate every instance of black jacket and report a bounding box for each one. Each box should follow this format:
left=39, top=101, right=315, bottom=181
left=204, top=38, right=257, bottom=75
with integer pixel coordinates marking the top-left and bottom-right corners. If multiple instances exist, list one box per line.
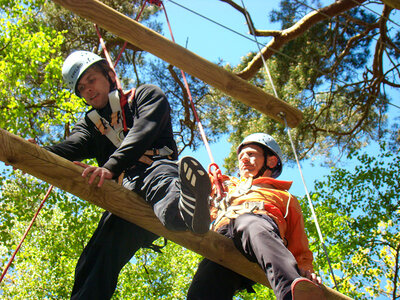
left=45, top=84, right=178, bottom=177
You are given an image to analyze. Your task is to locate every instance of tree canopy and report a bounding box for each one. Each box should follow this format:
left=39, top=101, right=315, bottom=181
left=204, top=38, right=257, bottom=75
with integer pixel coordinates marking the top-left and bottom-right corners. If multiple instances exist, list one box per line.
left=0, top=0, right=399, bottom=299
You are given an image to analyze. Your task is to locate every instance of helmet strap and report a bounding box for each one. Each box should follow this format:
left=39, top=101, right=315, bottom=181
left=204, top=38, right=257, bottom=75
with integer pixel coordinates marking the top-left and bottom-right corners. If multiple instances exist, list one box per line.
left=254, top=164, right=273, bottom=179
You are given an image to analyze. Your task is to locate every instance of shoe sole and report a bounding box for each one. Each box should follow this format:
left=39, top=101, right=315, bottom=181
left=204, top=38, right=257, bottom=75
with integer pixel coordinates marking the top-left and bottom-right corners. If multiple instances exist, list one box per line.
left=179, top=156, right=211, bottom=234
left=291, top=277, right=325, bottom=300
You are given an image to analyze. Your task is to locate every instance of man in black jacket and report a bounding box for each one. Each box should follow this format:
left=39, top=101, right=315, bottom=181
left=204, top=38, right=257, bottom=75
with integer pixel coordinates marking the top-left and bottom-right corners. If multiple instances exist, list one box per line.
left=44, top=50, right=211, bottom=299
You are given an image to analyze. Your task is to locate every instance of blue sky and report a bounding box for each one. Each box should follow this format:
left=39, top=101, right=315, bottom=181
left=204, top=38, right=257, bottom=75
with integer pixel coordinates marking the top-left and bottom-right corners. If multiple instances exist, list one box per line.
left=1, top=0, right=398, bottom=198
left=160, top=0, right=319, bottom=196
left=159, top=0, right=396, bottom=197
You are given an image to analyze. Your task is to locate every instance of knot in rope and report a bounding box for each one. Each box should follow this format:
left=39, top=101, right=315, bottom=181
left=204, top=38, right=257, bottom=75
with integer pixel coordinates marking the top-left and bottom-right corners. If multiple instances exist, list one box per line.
left=208, top=163, right=226, bottom=201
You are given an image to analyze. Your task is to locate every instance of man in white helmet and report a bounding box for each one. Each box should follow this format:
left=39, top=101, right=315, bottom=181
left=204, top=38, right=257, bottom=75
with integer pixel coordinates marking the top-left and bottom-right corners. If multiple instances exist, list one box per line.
left=187, top=133, right=325, bottom=300
left=41, top=50, right=211, bottom=299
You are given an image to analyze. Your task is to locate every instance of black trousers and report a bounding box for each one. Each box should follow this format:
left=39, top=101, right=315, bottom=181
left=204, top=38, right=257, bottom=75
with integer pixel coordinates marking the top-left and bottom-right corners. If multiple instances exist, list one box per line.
left=71, top=159, right=186, bottom=299
left=187, top=213, right=301, bottom=300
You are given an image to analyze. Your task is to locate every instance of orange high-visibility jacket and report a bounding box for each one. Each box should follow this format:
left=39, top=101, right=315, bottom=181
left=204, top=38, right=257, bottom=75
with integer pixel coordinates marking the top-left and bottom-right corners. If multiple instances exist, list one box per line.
left=210, top=175, right=314, bottom=272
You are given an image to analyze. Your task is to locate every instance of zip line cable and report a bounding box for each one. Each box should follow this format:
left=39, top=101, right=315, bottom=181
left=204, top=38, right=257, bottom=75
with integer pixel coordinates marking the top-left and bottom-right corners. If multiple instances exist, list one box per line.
left=241, top=0, right=339, bottom=290
left=166, top=0, right=400, bottom=111
left=167, top=0, right=259, bottom=44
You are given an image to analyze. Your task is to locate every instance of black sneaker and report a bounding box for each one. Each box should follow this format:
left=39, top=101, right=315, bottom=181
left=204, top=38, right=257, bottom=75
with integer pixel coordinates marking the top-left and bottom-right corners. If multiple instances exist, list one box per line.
left=178, top=156, right=211, bottom=234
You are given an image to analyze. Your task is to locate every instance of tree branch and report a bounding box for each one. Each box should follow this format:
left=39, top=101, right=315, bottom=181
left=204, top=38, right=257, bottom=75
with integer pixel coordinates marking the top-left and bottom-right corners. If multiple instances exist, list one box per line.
left=235, top=0, right=368, bottom=80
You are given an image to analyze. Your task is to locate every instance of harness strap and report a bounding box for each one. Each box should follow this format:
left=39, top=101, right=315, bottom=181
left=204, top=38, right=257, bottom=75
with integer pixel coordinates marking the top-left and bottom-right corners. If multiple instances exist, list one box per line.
left=88, top=90, right=174, bottom=168
left=212, top=176, right=292, bottom=229
left=87, top=90, right=128, bottom=148
left=213, top=201, right=265, bottom=229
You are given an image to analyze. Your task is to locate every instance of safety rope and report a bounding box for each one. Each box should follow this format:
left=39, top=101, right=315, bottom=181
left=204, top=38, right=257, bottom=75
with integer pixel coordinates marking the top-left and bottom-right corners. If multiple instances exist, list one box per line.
left=167, top=0, right=400, bottom=112
left=240, top=0, right=339, bottom=290
left=157, top=1, right=226, bottom=198
left=94, top=24, right=130, bottom=132
left=0, top=185, right=53, bottom=284
left=93, top=1, right=226, bottom=198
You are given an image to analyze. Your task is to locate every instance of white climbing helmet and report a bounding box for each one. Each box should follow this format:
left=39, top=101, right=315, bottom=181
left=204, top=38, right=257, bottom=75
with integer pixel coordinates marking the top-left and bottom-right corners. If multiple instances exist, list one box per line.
left=62, top=50, right=105, bottom=96
left=237, top=133, right=283, bottom=178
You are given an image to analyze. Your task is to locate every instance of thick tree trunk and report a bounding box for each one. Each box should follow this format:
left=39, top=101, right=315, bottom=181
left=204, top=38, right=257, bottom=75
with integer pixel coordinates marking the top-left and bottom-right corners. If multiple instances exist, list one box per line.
left=0, top=128, right=351, bottom=299
left=51, top=0, right=302, bottom=128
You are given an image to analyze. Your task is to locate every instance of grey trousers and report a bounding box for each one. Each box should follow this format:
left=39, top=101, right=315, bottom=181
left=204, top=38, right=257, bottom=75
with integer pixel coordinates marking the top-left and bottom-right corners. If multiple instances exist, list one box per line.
left=187, top=213, right=301, bottom=300
left=71, top=159, right=186, bottom=299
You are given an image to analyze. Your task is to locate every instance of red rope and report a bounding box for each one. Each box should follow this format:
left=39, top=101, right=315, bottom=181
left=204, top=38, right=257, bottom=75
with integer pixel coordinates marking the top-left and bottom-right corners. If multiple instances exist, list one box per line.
left=95, top=1, right=226, bottom=197
left=0, top=185, right=53, bottom=284
left=94, top=0, right=152, bottom=133
left=94, top=24, right=129, bottom=132
left=160, top=2, right=226, bottom=197
left=114, top=0, right=150, bottom=67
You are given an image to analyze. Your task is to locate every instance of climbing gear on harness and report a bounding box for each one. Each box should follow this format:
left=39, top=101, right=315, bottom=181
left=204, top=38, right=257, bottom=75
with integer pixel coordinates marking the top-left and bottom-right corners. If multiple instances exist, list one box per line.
left=178, top=156, right=211, bottom=234
left=211, top=175, right=293, bottom=230
left=237, top=133, right=283, bottom=178
left=88, top=90, right=173, bottom=167
left=208, top=163, right=226, bottom=202
left=62, top=51, right=105, bottom=95
left=87, top=90, right=126, bottom=147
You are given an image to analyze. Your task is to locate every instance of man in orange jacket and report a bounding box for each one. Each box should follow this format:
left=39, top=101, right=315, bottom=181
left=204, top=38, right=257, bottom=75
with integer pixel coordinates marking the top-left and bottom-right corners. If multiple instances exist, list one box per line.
left=187, top=133, right=325, bottom=300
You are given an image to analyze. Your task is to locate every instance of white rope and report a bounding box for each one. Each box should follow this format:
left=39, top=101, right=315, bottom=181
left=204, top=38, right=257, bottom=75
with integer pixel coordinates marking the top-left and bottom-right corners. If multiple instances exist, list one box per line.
left=240, top=0, right=339, bottom=289
left=282, top=116, right=339, bottom=290
left=240, top=0, right=278, bottom=98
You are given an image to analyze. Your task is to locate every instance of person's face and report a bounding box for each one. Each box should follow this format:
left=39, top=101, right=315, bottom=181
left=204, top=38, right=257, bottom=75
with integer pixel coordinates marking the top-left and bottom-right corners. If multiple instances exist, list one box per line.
left=76, top=67, right=115, bottom=109
left=238, top=144, right=265, bottom=178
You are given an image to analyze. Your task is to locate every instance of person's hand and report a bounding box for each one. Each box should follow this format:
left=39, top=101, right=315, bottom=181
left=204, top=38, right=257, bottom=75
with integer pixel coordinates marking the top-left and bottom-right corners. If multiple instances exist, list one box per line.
left=299, top=268, right=322, bottom=285
left=73, top=161, right=114, bottom=187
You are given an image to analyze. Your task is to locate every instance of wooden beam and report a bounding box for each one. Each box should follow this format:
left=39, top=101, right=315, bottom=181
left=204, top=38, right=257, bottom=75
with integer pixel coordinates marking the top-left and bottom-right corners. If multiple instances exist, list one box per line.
left=0, top=128, right=352, bottom=299
left=51, top=0, right=302, bottom=128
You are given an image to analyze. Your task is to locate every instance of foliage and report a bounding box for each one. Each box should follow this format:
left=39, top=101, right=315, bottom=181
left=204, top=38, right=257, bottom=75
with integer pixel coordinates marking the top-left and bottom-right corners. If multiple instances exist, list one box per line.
left=0, top=0, right=399, bottom=299
left=209, top=0, right=399, bottom=173
left=0, top=171, right=101, bottom=299
left=303, top=142, right=399, bottom=299
left=0, top=0, right=87, bottom=144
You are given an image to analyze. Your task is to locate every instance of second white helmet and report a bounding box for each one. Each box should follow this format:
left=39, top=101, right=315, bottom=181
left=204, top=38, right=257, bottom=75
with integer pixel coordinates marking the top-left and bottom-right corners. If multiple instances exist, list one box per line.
left=237, top=133, right=283, bottom=178
left=62, top=51, right=105, bottom=96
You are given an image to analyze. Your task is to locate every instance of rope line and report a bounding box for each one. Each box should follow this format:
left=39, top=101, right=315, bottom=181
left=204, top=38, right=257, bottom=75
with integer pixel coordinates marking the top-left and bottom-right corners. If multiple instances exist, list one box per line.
left=160, top=1, right=216, bottom=165
left=0, top=185, right=53, bottom=284
left=160, top=1, right=227, bottom=198
left=241, top=0, right=339, bottom=289
left=283, top=116, right=339, bottom=290
left=240, top=0, right=279, bottom=98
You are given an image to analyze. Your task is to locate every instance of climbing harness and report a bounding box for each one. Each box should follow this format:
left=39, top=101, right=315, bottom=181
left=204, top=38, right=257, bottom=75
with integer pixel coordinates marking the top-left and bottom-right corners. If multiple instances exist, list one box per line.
left=211, top=175, right=293, bottom=230
left=87, top=90, right=127, bottom=147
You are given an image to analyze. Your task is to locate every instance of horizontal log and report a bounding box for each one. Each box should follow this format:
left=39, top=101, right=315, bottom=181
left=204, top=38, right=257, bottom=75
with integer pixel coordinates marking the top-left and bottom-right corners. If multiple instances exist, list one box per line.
left=52, top=0, right=302, bottom=128
left=0, top=127, right=268, bottom=285
left=0, top=128, right=352, bottom=299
